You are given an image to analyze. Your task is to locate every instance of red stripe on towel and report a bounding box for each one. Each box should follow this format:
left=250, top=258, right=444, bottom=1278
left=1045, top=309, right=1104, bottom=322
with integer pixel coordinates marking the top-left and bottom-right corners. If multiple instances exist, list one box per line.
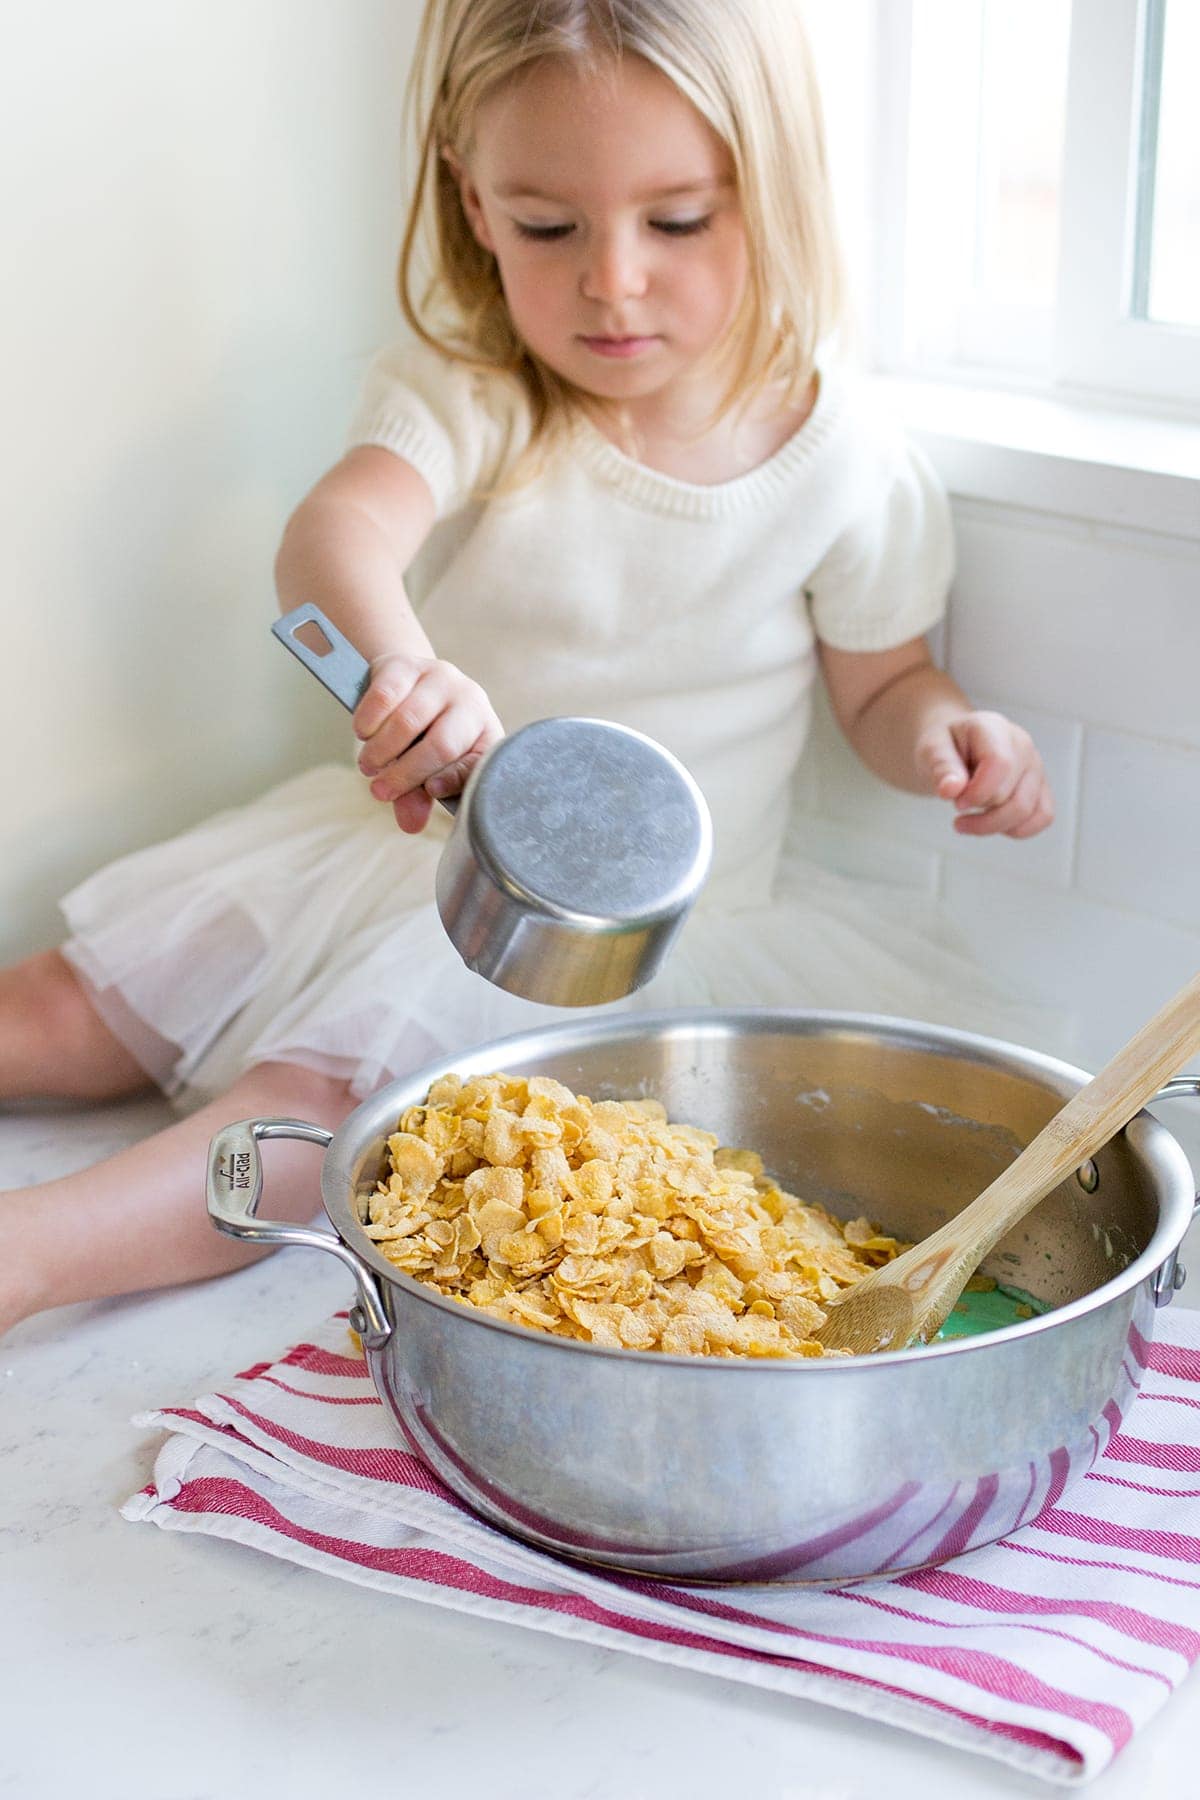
left=900, top=1567, right=1200, bottom=1660
left=167, top=1472, right=1099, bottom=1761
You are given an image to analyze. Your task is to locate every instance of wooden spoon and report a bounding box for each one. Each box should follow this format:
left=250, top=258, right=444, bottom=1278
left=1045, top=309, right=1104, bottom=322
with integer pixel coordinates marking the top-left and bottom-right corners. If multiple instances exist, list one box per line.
left=816, top=969, right=1200, bottom=1356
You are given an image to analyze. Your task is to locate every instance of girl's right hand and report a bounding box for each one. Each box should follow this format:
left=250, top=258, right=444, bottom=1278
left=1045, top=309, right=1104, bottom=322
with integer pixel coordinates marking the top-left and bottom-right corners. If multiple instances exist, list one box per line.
left=352, top=653, right=503, bottom=835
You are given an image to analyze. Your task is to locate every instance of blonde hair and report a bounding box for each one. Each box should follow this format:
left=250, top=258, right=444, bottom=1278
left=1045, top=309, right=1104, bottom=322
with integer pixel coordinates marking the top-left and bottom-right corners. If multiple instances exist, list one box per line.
left=398, top=0, right=847, bottom=457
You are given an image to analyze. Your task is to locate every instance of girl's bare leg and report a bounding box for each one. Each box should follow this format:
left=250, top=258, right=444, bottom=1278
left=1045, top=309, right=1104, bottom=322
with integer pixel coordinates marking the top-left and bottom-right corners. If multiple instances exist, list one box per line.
left=0, top=1059, right=356, bottom=1336
left=0, top=950, right=153, bottom=1101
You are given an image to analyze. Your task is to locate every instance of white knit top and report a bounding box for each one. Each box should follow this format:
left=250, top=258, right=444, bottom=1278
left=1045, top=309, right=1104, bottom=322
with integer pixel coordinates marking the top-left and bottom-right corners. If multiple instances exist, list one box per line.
left=347, top=338, right=953, bottom=899
left=60, top=340, right=1047, bottom=1116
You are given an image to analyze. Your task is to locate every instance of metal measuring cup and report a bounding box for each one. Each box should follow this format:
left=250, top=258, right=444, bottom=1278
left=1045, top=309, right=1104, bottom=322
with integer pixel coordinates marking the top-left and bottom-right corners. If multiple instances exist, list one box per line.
left=272, top=603, right=713, bottom=1007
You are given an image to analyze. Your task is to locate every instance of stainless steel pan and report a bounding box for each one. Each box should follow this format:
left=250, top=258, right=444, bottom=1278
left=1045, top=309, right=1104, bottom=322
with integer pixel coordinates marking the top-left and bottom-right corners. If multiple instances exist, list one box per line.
left=273, top=603, right=712, bottom=1006
left=208, top=1008, right=1199, bottom=1584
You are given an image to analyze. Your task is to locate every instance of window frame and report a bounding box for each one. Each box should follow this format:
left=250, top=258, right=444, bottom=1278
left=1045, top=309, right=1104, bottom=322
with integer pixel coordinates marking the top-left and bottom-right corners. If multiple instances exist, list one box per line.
left=1054, top=0, right=1200, bottom=411
left=868, top=0, right=1200, bottom=415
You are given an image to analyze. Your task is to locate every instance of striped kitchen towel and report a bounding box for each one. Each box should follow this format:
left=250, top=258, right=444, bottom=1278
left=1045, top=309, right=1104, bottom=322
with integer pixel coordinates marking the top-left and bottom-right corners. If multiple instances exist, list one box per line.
left=124, top=1307, right=1200, bottom=1785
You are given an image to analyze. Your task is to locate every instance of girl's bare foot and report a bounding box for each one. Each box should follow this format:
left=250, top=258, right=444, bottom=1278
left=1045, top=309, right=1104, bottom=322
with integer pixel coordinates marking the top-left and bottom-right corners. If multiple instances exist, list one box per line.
left=0, top=1059, right=356, bottom=1337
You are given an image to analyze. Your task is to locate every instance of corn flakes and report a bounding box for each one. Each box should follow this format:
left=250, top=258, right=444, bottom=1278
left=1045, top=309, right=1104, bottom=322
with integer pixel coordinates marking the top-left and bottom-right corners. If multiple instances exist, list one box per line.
left=364, top=1072, right=906, bottom=1359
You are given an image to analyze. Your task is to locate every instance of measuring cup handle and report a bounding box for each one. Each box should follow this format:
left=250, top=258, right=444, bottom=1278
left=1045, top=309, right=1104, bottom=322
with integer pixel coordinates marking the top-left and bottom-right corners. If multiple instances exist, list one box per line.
left=272, top=602, right=372, bottom=710
left=272, top=603, right=459, bottom=815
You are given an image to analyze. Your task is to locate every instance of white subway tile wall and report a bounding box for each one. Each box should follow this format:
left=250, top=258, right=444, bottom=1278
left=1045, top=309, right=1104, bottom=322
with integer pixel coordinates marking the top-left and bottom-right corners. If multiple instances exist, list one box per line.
left=948, top=506, right=1200, bottom=747
left=792, top=484, right=1200, bottom=1163
left=1077, top=729, right=1200, bottom=932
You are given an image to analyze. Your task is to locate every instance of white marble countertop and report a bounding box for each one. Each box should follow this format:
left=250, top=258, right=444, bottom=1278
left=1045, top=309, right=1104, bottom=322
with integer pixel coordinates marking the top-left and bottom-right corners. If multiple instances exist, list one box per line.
left=5, top=1095, right=1200, bottom=1800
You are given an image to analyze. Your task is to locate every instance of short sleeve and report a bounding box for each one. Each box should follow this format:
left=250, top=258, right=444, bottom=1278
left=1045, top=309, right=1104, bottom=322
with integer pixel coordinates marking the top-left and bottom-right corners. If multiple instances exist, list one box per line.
left=345, top=335, right=531, bottom=517
left=806, top=416, right=954, bottom=652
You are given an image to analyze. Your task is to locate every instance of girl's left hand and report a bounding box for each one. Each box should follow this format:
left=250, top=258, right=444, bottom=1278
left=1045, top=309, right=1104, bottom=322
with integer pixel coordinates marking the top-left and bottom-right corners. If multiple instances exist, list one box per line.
left=917, top=711, right=1054, bottom=839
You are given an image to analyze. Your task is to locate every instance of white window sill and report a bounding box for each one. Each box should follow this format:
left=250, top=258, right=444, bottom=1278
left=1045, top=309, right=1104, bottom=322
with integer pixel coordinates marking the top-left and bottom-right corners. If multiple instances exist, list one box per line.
left=869, top=374, right=1200, bottom=541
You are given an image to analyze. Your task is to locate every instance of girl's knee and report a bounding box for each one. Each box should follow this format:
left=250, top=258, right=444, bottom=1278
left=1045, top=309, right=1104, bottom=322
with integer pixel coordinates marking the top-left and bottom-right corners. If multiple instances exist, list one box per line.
left=0, top=952, right=152, bottom=1101
left=3, top=949, right=86, bottom=1025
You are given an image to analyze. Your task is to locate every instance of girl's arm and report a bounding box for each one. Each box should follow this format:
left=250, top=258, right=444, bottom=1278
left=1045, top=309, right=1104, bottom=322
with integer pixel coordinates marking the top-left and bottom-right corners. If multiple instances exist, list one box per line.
left=819, top=637, right=1054, bottom=840
left=275, top=447, right=502, bottom=833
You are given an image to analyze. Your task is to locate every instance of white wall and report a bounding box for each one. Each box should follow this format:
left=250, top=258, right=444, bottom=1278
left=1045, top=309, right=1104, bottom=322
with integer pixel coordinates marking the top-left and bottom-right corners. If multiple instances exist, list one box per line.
left=2, top=0, right=421, bottom=961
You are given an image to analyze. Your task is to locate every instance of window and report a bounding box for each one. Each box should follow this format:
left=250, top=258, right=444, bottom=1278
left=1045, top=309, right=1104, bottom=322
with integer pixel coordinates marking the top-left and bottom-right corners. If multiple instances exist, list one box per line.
left=808, top=0, right=1200, bottom=412
left=1133, top=0, right=1200, bottom=330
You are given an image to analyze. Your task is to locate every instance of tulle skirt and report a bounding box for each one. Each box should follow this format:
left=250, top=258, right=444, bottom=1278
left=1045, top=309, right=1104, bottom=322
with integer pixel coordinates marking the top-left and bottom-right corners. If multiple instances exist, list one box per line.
left=60, top=763, right=1063, bottom=1112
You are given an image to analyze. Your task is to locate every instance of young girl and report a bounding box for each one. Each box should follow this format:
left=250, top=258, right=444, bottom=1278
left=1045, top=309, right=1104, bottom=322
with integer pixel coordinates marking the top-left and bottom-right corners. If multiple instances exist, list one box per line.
left=0, top=0, right=1054, bottom=1337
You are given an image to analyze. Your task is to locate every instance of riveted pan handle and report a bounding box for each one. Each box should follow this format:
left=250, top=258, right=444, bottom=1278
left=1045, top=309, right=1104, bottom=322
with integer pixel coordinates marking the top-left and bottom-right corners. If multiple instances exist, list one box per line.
left=207, top=1117, right=392, bottom=1348
left=1150, top=1075, right=1200, bottom=1222
left=1151, top=1075, right=1200, bottom=1113
left=1147, top=1075, right=1200, bottom=1306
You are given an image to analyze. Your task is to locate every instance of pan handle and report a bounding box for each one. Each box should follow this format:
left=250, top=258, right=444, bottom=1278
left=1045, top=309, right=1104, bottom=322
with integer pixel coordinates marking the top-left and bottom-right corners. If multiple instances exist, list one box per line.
left=1149, top=1076, right=1200, bottom=1215
left=272, top=603, right=458, bottom=815
left=1151, top=1075, right=1200, bottom=1113
left=207, top=1116, right=392, bottom=1349
left=1147, top=1076, right=1200, bottom=1306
